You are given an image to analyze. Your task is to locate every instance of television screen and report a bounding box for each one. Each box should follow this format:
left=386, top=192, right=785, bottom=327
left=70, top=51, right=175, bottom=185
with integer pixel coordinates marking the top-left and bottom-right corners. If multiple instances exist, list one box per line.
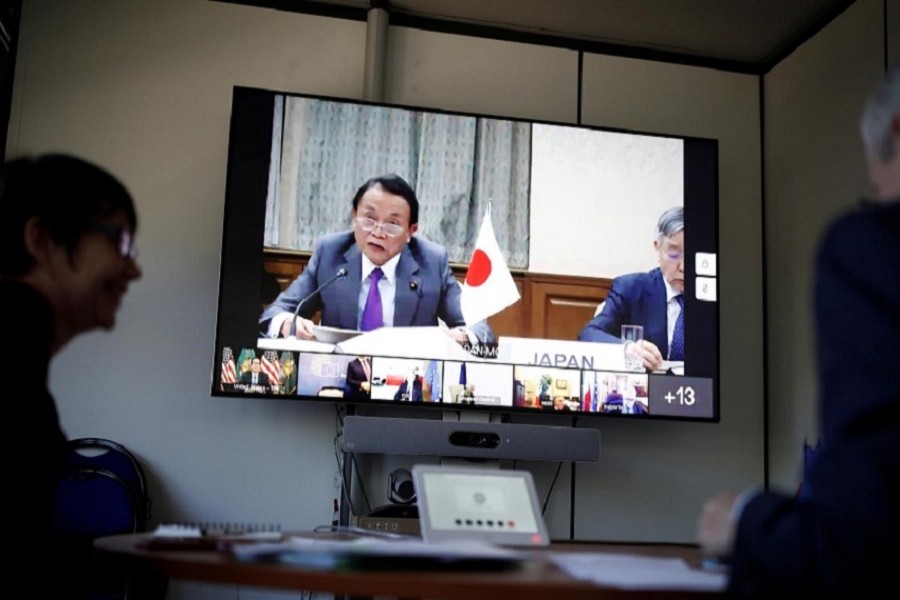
left=213, top=86, right=718, bottom=422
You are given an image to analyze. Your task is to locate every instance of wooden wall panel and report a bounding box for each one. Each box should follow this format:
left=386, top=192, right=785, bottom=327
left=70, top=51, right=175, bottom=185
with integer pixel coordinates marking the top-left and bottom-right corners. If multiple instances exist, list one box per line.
left=529, top=277, right=611, bottom=341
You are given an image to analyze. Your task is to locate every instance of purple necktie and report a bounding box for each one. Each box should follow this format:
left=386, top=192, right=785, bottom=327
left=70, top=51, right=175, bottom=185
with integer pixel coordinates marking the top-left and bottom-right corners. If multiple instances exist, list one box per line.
left=360, top=267, right=384, bottom=331
left=669, top=295, right=685, bottom=361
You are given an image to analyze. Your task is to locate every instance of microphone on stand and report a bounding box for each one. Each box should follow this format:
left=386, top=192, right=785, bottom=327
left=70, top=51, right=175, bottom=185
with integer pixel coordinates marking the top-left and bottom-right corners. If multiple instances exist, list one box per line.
left=288, top=268, right=348, bottom=338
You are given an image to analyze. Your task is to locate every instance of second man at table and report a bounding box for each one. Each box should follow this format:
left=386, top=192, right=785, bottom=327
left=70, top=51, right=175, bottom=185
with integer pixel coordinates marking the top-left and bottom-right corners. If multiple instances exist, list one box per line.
left=578, top=206, right=685, bottom=371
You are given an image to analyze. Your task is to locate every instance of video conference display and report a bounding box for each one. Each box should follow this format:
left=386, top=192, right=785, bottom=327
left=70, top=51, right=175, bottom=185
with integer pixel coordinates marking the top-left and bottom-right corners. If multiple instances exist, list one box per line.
left=213, top=87, right=719, bottom=421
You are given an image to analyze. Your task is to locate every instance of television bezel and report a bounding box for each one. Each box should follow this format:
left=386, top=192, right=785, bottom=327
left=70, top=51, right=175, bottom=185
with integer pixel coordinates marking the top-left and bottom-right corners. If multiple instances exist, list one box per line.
left=212, top=85, right=720, bottom=424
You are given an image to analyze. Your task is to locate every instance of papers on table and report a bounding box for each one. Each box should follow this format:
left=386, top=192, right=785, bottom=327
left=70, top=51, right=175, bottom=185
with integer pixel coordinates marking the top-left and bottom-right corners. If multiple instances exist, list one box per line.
left=546, top=551, right=727, bottom=591
left=230, top=536, right=529, bottom=571
left=152, top=524, right=203, bottom=538
left=309, top=324, right=362, bottom=344
left=659, top=361, right=685, bottom=375
left=258, top=326, right=476, bottom=361
left=336, top=326, right=477, bottom=361
left=257, top=337, right=336, bottom=353
left=167, top=528, right=724, bottom=590
left=140, top=523, right=283, bottom=550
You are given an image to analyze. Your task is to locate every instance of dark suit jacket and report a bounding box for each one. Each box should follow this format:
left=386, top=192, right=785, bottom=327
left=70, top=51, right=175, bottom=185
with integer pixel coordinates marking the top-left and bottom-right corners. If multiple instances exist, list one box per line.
left=578, top=267, right=671, bottom=356
left=4, top=282, right=70, bottom=590
left=6, top=281, right=134, bottom=598
left=623, top=401, right=648, bottom=415
left=260, top=231, right=494, bottom=343
left=728, top=201, right=900, bottom=597
left=393, top=378, right=424, bottom=402
left=239, top=371, right=270, bottom=387
left=601, top=391, right=624, bottom=413
left=344, top=357, right=371, bottom=398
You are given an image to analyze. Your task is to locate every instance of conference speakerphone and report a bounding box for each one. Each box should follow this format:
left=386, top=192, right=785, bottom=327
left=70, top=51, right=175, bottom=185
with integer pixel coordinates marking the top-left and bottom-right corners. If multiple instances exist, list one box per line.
left=412, top=464, right=550, bottom=547
left=341, top=416, right=600, bottom=462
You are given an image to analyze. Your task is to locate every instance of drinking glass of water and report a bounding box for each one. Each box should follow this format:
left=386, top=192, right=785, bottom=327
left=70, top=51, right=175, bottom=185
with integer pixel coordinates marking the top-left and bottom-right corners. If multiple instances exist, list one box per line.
left=621, top=325, right=644, bottom=372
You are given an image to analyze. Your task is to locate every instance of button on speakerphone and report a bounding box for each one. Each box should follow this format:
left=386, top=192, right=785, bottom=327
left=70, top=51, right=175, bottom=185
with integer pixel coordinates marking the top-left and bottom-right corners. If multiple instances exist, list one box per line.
left=452, top=517, right=513, bottom=528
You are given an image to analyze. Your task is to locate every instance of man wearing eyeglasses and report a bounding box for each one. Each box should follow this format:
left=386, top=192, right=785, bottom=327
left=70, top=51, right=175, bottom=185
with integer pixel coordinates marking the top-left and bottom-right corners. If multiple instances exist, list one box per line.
left=260, top=174, right=494, bottom=345
left=578, top=206, right=685, bottom=371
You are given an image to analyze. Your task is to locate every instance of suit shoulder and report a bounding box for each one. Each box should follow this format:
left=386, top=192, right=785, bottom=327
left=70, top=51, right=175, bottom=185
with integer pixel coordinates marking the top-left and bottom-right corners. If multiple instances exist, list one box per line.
left=612, top=269, right=660, bottom=291
left=826, top=201, right=898, bottom=233
left=316, top=230, right=355, bottom=247
left=818, top=203, right=900, bottom=263
left=408, top=235, right=448, bottom=261
left=314, top=231, right=356, bottom=254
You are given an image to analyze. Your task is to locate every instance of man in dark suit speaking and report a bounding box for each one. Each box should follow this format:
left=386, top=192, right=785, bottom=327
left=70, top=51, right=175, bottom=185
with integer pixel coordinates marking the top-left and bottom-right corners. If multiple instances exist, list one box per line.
left=260, top=174, right=493, bottom=345
left=578, top=206, right=685, bottom=371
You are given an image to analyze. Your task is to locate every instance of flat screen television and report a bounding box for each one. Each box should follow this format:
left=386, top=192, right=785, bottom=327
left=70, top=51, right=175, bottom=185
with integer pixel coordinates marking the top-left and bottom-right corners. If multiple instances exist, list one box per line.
left=213, top=86, right=719, bottom=422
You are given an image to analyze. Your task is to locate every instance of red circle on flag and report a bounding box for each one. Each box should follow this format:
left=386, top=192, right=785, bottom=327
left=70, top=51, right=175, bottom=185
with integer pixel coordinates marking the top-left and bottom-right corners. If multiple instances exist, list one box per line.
left=466, top=249, right=492, bottom=286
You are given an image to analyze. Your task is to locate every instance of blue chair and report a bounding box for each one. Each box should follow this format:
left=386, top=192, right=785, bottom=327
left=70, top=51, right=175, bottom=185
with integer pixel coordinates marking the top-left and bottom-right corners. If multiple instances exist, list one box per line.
left=61, top=438, right=150, bottom=526
left=51, top=439, right=163, bottom=599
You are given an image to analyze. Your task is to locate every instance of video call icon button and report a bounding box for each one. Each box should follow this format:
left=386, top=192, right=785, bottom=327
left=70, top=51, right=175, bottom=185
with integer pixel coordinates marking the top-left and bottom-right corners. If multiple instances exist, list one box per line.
left=696, top=252, right=717, bottom=276
left=696, top=276, right=717, bottom=302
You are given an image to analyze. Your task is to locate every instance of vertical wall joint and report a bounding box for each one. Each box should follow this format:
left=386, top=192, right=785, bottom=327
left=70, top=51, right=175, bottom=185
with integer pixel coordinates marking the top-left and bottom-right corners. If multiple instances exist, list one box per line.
left=363, top=2, right=390, bottom=102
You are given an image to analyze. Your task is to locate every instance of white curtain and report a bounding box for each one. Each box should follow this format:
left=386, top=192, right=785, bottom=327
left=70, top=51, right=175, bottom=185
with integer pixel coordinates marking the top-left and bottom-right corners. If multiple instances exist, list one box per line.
left=265, top=96, right=530, bottom=268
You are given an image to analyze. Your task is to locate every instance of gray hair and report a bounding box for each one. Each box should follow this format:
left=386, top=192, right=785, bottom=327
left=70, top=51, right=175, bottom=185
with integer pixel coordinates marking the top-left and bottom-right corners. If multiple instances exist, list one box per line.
left=860, top=67, right=900, bottom=162
left=656, top=206, right=684, bottom=243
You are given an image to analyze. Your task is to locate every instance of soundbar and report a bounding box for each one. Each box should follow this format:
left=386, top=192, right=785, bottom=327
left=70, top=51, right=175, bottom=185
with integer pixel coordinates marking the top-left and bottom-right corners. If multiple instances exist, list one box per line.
left=342, top=416, right=600, bottom=462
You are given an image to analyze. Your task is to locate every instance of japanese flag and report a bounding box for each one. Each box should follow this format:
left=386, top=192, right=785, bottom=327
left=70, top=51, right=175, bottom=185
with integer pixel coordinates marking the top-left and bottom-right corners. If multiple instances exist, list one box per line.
left=460, top=207, right=520, bottom=326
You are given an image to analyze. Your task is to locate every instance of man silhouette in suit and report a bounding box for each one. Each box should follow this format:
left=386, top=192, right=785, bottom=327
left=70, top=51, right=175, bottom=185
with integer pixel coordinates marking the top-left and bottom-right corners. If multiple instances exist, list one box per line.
left=578, top=206, right=685, bottom=371
left=239, top=357, right=270, bottom=392
left=696, top=67, right=900, bottom=598
left=601, top=389, right=624, bottom=413
left=260, top=174, right=494, bottom=345
left=344, top=355, right=372, bottom=399
left=393, top=367, right=424, bottom=402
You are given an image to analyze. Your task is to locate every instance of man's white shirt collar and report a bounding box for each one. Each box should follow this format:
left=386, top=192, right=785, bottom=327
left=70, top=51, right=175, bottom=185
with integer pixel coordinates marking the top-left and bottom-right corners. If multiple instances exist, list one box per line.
left=663, top=277, right=681, bottom=302
left=361, top=253, right=400, bottom=283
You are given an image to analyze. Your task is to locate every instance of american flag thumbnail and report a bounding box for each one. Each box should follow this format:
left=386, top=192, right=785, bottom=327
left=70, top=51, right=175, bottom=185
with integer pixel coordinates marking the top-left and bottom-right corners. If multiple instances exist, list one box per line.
left=221, top=347, right=237, bottom=385
left=261, top=350, right=282, bottom=386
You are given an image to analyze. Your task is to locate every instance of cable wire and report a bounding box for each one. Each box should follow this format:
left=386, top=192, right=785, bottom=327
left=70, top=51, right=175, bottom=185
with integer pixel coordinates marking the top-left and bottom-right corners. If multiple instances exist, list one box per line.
left=541, top=461, right=564, bottom=515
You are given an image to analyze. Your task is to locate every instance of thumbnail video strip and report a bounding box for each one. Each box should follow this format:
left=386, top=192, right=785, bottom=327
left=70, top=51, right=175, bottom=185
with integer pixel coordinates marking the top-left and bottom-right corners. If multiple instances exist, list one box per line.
left=216, top=345, right=713, bottom=419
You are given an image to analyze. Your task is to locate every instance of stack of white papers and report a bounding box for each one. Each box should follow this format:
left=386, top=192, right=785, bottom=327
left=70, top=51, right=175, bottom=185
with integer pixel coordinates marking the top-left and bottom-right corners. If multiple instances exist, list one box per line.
left=336, top=326, right=476, bottom=361
left=150, top=523, right=283, bottom=542
left=546, top=552, right=727, bottom=591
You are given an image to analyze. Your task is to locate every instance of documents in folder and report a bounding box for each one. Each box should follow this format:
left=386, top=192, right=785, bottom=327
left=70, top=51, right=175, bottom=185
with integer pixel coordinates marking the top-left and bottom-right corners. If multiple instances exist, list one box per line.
left=335, top=326, right=477, bottom=362
left=231, top=536, right=529, bottom=571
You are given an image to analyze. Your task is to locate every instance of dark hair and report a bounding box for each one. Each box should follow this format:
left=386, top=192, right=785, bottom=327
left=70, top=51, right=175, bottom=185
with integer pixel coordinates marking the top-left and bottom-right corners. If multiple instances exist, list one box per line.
left=0, top=154, right=136, bottom=276
left=351, top=174, right=419, bottom=225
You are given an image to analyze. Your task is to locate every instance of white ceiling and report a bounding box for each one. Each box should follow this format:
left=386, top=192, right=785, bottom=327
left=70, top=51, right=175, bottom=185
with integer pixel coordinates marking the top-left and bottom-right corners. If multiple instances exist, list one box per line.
left=248, top=0, right=854, bottom=70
